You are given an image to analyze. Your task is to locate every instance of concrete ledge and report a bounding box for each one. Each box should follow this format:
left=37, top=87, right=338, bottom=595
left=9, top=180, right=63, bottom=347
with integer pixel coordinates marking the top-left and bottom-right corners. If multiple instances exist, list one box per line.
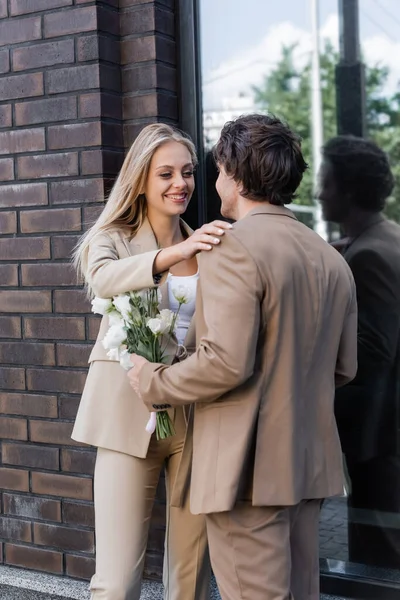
left=0, top=565, right=351, bottom=600
left=0, top=566, right=164, bottom=599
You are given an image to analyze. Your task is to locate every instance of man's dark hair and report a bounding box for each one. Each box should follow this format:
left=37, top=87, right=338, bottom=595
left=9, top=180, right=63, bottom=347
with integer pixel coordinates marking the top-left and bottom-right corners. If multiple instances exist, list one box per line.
left=322, top=135, right=394, bottom=212
left=213, top=113, right=308, bottom=206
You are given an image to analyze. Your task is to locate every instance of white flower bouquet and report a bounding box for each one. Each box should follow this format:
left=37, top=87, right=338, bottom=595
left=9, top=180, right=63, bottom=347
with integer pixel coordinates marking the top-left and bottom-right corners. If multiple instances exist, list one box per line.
left=91, top=287, right=189, bottom=440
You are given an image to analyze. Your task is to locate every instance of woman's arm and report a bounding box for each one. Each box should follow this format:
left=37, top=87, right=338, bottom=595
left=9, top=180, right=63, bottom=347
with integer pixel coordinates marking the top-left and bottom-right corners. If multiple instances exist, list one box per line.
left=87, top=220, right=231, bottom=298
left=86, top=232, right=164, bottom=297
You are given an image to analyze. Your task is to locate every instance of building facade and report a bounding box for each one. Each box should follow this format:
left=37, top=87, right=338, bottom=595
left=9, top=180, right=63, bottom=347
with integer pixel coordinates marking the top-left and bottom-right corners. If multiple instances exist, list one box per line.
left=0, top=0, right=178, bottom=581
left=0, top=0, right=399, bottom=597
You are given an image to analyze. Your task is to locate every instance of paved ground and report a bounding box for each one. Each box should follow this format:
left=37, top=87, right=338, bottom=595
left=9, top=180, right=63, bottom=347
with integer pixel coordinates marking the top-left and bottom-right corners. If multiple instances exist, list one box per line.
left=0, top=498, right=350, bottom=600
left=319, top=496, right=348, bottom=562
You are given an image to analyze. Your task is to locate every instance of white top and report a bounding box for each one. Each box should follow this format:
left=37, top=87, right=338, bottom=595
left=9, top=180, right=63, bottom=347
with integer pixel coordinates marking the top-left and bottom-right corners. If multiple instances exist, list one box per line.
left=168, top=271, right=199, bottom=345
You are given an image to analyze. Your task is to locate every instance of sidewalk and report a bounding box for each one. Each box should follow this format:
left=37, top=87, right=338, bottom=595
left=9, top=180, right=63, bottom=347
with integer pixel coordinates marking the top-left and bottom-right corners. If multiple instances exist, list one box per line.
left=1, top=500, right=349, bottom=600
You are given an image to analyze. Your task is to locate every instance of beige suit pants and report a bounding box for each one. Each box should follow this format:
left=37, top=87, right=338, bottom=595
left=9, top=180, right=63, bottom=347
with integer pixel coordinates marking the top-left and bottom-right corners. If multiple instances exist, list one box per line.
left=206, top=499, right=321, bottom=600
left=90, top=407, right=210, bottom=600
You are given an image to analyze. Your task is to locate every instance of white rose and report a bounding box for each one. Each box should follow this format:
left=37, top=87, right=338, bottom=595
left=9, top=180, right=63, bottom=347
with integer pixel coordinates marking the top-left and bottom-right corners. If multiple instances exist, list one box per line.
left=108, top=311, right=124, bottom=326
left=91, top=297, right=112, bottom=315
left=102, top=323, right=126, bottom=350
left=119, top=349, right=133, bottom=371
left=172, top=285, right=191, bottom=304
left=113, top=294, right=132, bottom=321
left=132, top=289, right=148, bottom=302
left=147, top=317, right=169, bottom=335
left=159, top=309, right=174, bottom=331
left=106, top=348, right=120, bottom=361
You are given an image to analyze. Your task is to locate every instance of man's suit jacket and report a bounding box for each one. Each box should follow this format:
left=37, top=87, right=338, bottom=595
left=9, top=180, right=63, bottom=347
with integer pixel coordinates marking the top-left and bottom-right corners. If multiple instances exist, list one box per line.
left=139, top=204, right=358, bottom=514
left=335, top=216, right=400, bottom=464
left=72, top=218, right=195, bottom=458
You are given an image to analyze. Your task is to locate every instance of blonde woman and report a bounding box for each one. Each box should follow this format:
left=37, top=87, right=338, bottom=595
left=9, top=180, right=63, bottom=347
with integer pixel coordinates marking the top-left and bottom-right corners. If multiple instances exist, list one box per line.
left=72, top=123, right=230, bottom=600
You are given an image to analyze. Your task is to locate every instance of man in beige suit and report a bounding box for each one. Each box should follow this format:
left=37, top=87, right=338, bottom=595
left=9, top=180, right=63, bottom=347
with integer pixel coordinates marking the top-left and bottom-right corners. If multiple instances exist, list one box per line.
left=128, top=114, right=358, bottom=600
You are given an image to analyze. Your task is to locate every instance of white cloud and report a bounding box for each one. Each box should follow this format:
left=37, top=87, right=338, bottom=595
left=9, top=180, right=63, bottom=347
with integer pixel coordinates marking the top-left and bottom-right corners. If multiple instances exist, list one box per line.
left=202, top=13, right=400, bottom=110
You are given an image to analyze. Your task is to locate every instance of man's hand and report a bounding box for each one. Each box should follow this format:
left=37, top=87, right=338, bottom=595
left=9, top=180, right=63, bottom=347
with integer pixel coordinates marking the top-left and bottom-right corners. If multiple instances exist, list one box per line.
left=127, top=353, right=149, bottom=398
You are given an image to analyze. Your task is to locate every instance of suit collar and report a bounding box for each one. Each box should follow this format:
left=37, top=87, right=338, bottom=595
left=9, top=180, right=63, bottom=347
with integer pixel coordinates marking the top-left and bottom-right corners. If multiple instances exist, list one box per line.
left=125, top=217, right=193, bottom=252
left=245, top=203, right=298, bottom=221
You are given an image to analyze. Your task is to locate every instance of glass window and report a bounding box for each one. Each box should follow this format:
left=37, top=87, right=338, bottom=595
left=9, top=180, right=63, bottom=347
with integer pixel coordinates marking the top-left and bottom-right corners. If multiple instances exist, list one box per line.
left=196, top=0, right=400, bottom=590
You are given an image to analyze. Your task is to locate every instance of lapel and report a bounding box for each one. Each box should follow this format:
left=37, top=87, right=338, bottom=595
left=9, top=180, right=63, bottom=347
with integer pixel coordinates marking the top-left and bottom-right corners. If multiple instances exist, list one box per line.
left=122, top=217, right=196, bottom=346
left=246, top=203, right=298, bottom=221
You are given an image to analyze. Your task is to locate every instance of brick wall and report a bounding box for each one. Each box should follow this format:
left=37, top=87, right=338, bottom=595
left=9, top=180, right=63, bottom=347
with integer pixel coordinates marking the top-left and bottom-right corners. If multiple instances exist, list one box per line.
left=0, top=0, right=178, bottom=581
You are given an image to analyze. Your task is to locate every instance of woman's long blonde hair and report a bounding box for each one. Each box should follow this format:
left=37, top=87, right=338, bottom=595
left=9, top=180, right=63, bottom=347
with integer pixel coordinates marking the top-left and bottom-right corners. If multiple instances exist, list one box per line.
left=72, top=123, right=197, bottom=280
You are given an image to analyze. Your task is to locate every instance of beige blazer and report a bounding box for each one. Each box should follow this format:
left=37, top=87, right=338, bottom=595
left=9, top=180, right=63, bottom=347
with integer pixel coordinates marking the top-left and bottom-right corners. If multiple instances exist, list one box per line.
left=71, top=218, right=195, bottom=458
left=139, top=204, right=358, bottom=514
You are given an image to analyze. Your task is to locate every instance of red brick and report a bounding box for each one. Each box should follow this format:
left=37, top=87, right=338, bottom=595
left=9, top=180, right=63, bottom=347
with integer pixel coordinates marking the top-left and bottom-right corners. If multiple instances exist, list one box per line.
left=63, top=500, right=94, bottom=527
left=0, top=467, right=29, bottom=491
left=0, top=316, right=21, bottom=338
left=16, top=96, right=77, bottom=126
left=0, top=158, right=14, bottom=180
left=123, top=120, right=157, bottom=147
left=0, top=128, right=45, bottom=155
left=0, top=183, right=47, bottom=208
left=88, top=316, right=100, bottom=340
left=20, top=207, right=80, bottom=233
left=47, top=64, right=99, bottom=94
left=61, top=448, right=95, bottom=475
left=77, top=34, right=119, bottom=63
left=0, top=290, right=51, bottom=313
left=124, top=92, right=177, bottom=120
left=0, top=342, right=55, bottom=366
left=121, top=35, right=175, bottom=65
left=29, top=420, right=77, bottom=446
left=0, top=367, right=25, bottom=390
left=50, top=178, right=103, bottom=204
left=10, top=0, right=72, bottom=16
left=0, top=16, right=41, bottom=47
left=21, top=263, right=77, bottom=287
left=97, top=5, right=119, bottom=35
left=81, top=149, right=123, bottom=176
left=83, top=205, right=104, bottom=229
left=0, top=211, right=17, bottom=233
left=102, top=122, right=123, bottom=147
left=44, top=6, right=96, bottom=38
left=59, top=395, right=80, bottom=420
left=24, top=317, right=85, bottom=340
left=0, top=393, right=58, bottom=418
left=99, top=64, right=120, bottom=93
left=4, top=493, right=61, bottom=521
left=120, top=5, right=155, bottom=36
left=48, top=122, right=101, bottom=151
left=57, top=343, right=91, bottom=367
left=0, top=72, right=43, bottom=101
left=0, top=265, right=18, bottom=286
left=81, top=150, right=102, bottom=175
left=18, top=152, right=78, bottom=179
left=34, top=522, right=94, bottom=552
left=51, top=235, right=80, bottom=260
left=0, top=517, right=31, bottom=542
left=123, top=63, right=158, bottom=93
left=0, top=417, right=27, bottom=440
left=0, top=48, right=9, bottom=73
left=31, top=472, right=93, bottom=500
left=76, top=34, right=98, bottom=62
left=78, top=92, right=101, bottom=118
left=5, top=544, right=63, bottom=574
left=13, top=39, right=74, bottom=72
left=0, top=237, right=50, bottom=260
left=27, top=368, right=86, bottom=394
left=66, top=554, right=95, bottom=580
left=0, top=104, right=12, bottom=128
left=2, top=442, right=59, bottom=470
left=0, top=0, right=7, bottom=18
